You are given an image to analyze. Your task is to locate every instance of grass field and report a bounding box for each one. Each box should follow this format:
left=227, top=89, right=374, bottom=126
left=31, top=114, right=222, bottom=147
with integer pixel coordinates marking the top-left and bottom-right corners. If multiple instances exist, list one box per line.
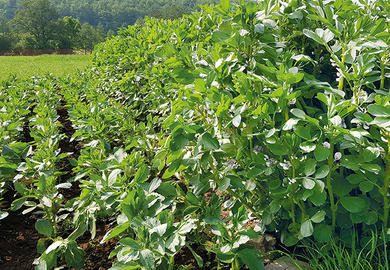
left=0, top=54, right=90, bottom=81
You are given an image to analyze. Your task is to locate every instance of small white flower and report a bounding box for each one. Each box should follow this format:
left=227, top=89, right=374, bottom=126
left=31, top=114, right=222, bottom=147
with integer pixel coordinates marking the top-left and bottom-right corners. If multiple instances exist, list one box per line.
left=253, top=145, right=263, bottom=154
left=289, top=178, right=296, bottom=184
left=341, top=120, right=347, bottom=129
left=334, top=152, right=342, bottom=161
left=323, top=142, right=330, bottom=149
left=280, top=162, right=292, bottom=170
left=225, top=159, right=239, bottom=169
left=266, top=158, right=278, bottom=167
left=288, top=99, right=296, bottom=105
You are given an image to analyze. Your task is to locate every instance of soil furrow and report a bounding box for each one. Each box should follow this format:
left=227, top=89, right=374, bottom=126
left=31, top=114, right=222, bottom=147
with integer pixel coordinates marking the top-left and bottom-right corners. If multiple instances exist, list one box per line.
left=56, top=97, right=81, bottom=200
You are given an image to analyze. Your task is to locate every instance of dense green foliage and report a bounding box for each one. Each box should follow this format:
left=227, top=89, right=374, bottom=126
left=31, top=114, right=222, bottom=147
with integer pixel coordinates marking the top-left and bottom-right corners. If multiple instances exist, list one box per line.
left=0, top=0, right=389, bottom=269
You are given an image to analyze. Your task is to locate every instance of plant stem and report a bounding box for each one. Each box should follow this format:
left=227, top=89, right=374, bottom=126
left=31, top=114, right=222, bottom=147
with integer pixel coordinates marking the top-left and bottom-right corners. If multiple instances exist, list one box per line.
left=383, top=136, right=390, bottom=233
left=231, top=257, right=240, bottom=270
left=380, top=57, right=385, bottom=90
left=290, top=157, right=298, bottom=228
left=297, top=201, right=306, bottom=223
left=290, top=196, right=296, bottom=230
left=327, top=138, right=337, bottom=231
left=338, top=48, right=346, bottom=91
left=229, top=189, right=262, bottom=220
left=168, top=256, right=175, bottom=270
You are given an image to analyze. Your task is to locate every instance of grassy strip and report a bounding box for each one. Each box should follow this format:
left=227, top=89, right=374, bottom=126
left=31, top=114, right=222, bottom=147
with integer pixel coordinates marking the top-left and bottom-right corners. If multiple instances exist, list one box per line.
left=0, top=54, right=90, bottom=81
left=298, top=231, right=389, bottom=270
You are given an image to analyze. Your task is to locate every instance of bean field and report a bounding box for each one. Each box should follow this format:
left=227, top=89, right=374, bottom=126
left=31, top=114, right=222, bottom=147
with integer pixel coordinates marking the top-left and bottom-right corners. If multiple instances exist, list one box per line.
left=0, top=0, right=389, bottom=269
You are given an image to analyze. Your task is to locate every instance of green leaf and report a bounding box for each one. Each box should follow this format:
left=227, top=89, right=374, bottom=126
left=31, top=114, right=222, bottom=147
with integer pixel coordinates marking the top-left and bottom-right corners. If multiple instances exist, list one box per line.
left=221, top=0, right=230, bottom=11
left=340, top=196, right=367, bottom=213
left=134, top=164, right=150, bottom=183
left=119, top=238, right=141, bottom=250
left=37, top=238, right=47, bottom=254
left=67, top=223, right=87, bottom=242
left=311, top=210, right=326, bottom=223
left=303, top=29, right=325, bottom=45
left=295, top=126, right=311, bottom=140
left=108, top=169, right=121, bottom=185
left=304, top=159, right=316, bottom=176
left=315, top=165, right=329, bottom=178
left=200, top=133, right=220, bottom=150
left=333, top=177, right=353, bottom=197
left=291, top=108, right=306, bottom=119
left=367, top=104, right=390, bottom=117
left=212, top=31, right=230, bottom=42
left=283, top=118, right=299, bottom=131
left=300, top=220, right=314, bottom=237
left=187, top=245, right=204, bottom=268
left=268, top=142, right=288, bottom=156
left=314, top=145, right=330, bottom=161
left=365, top=211, right=378, bottom=225
left=359, top=181, right=374, bottom=192
left=172, top=67, right=194, bottom=84
left=224, top=175, right=244, bottom=189
left=237, top=247, right=264, bottom=270
left=35, top=219, right=53, bottom=237
left=109, top=262, right=139, bottom=270
left=314, top=224, right=332, bottom=242
left=363, top=147, right=380, bottom=162
left=0, top=211, right=8, bottom=220
left=370, top=18, right=386, bottom=36
left=346, top=174, right=363, bottom=184
left=10, top=197, right=26, bottom=211
left=64, top=241, right=85, bottom=269
left=322, top=29, right=334, bottom=43
left=281, top=232, right=299, bottom=247
left=232, top=115, right=241, bottom=127
left=170, top=134, right=189, bottom=152
left=303, top=178, right=316, bottom=190
left=101, top=222, right=130, bottom=243
left=309, top=184, right=327, bottom=206
left=300, top=142, right=316, bottom=152
left=219, top=176, right=230, bottom=191
left=360, top=163, right=381, bottom=174
left=254, top=23, right=264, bottom=34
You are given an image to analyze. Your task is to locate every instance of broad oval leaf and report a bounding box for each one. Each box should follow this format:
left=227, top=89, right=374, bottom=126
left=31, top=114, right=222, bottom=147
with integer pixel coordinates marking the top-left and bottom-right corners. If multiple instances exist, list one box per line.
left=35, top=219, right=53, bottom=237
left=237, top=247, right=264, bottom=270
left=340, top=196, right=367, bottom=213
left=200, top=133, right=220, bottom=150
left=300, top=220, right=314, bottom=237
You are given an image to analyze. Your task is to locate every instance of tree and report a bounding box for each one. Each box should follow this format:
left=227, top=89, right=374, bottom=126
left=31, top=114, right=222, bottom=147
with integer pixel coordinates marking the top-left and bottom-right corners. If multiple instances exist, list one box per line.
left=76, top=22, right=100, bottom=53
left=56, top=16, right=81, bottom=49
left=0, top=13, right=12, bottom=50
left=96, top=23, right=106, bottom=43
left=149, top=4, right=188, bottom=20
left=11, top=0, right=59, bottom=49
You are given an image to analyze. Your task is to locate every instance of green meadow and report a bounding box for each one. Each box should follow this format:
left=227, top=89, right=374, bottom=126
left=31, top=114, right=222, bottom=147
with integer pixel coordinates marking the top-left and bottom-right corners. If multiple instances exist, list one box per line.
left=0, top=54, right=90, bottom=81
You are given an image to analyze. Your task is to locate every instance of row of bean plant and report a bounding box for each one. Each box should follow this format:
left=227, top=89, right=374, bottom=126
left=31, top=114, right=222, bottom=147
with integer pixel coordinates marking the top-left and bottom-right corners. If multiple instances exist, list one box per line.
left=0, top=0, right=389, bottom=269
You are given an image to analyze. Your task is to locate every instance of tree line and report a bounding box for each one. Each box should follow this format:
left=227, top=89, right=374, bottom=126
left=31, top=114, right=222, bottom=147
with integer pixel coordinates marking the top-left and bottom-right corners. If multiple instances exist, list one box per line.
left=0, top=0, right=113, bottom=51
left=0, top=0, right=218, bottom=51
left=0, top=0, right=218, bottom=32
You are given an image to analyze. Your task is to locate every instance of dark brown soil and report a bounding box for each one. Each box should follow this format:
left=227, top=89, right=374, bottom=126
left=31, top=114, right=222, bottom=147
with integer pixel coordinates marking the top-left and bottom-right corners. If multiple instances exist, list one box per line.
left=175, top=245, right=220, bottom=270
left=77, top=221, right=118, bottom=270
left=20, top=105, right=35, bottom=143
left=56, top=98, right=82, bottom=199
left=0, top=212, right=39, bottom=270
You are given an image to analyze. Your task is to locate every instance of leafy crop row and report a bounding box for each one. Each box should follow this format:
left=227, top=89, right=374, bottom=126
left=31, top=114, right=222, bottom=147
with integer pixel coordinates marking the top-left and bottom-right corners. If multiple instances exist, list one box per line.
left=1, top=0, right=390, bottom=269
